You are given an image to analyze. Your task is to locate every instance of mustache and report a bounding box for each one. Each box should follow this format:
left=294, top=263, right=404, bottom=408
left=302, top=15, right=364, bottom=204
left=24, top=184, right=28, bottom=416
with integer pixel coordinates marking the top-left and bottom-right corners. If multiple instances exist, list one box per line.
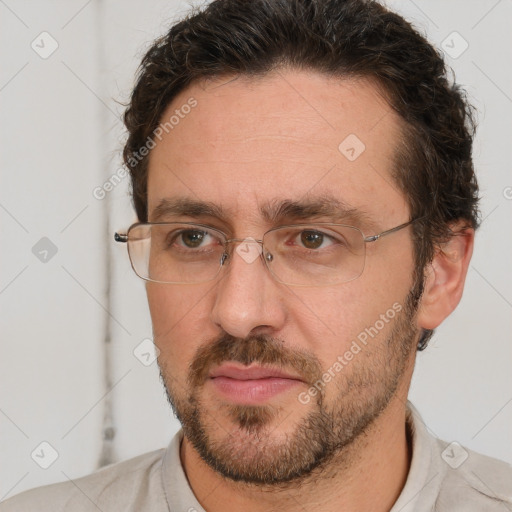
left=189, top=333, right=323, bottom=388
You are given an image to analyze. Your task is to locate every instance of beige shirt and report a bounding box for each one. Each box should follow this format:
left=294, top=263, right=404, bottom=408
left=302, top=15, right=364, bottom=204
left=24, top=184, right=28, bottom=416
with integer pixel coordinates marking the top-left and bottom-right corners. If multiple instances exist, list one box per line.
left=2, top=402, right=511, bottom=511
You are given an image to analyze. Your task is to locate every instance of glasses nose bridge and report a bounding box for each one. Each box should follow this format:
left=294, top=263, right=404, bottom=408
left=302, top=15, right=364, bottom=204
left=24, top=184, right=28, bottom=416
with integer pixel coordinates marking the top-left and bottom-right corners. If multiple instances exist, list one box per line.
left=220, top=237, right=268, bottom=268
left=224, top=237, right=265, bottom=255
left=224, top=237, right=264, bottom=248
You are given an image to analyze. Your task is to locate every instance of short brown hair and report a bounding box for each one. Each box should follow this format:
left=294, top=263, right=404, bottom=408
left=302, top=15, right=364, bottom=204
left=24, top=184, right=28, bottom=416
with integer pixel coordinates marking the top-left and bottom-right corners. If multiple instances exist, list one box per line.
left=123, top=0, right=480, bottom=348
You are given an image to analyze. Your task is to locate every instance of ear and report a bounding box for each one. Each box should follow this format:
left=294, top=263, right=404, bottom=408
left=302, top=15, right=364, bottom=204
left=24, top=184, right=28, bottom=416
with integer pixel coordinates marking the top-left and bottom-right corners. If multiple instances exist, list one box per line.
left=416, top=224, right=474, bottom=330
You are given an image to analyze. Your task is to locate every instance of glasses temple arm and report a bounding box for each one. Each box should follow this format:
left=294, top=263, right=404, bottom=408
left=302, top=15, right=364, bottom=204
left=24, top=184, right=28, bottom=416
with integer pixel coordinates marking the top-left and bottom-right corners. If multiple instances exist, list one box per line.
left=363, top=218, right=423, bottom=243
left=114, top=233, right=128, bottom=243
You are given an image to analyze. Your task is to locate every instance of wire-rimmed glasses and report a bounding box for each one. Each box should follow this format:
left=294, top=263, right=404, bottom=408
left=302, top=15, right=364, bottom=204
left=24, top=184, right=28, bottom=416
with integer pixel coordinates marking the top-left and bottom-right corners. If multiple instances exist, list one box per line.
left=115, top=218, right=420, bottom=287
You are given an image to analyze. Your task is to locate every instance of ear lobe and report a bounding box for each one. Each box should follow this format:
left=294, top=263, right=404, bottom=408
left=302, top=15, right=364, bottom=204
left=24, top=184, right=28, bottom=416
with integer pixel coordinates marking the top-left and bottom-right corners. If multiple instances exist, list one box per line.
left=417, top=226, right=474, bottom=330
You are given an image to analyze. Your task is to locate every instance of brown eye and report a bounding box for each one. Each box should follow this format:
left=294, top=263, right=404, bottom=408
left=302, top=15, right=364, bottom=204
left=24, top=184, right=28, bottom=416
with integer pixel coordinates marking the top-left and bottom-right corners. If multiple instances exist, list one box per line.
left=180, top=230, right=207, bottom=248
left=300, top=231, right=324, bottom=249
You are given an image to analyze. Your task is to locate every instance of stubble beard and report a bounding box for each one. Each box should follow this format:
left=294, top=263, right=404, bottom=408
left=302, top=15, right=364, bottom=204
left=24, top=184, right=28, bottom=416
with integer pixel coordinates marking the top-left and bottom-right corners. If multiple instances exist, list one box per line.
left=158, top=285, right=421, bottom=487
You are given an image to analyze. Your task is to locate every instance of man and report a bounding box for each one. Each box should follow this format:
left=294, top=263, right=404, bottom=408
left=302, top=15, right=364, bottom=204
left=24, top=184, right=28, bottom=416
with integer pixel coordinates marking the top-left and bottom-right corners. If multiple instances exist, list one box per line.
left=3, top=0, right=511, bottom=510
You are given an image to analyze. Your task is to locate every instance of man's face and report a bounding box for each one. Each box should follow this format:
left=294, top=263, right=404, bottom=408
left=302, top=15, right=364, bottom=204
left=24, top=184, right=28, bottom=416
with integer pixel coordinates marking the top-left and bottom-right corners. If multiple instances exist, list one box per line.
left=146, top=71, right=420, bottom=484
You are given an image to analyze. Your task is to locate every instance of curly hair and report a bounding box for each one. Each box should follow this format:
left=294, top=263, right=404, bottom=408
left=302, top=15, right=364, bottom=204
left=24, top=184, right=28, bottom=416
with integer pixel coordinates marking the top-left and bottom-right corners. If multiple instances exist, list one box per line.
left=123, top=0, right=479, bottom=350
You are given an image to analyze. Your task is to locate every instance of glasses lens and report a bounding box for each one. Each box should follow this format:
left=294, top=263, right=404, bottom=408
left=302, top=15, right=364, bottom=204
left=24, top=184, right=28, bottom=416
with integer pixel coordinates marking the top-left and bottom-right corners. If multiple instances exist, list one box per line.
left=263, top=224, right=365, bottom=286
left=126, top=223, right=366, bottom=286
left=127, top=223, right=226, bottom=284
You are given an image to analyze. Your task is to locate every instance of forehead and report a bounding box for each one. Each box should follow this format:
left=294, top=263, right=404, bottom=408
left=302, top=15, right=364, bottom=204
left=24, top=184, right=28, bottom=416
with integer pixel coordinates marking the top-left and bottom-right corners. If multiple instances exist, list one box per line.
left=147, top=70, right=409, bottom=227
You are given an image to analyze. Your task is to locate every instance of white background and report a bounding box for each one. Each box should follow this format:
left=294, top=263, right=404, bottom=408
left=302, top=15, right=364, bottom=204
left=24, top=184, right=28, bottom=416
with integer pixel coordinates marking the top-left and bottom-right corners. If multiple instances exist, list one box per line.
left=1, top=0, right=511, bottom=499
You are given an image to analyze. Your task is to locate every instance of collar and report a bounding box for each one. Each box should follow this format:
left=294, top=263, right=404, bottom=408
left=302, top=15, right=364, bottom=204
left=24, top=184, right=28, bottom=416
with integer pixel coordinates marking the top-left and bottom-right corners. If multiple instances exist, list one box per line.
left=390, top=401, right=444, bottom=512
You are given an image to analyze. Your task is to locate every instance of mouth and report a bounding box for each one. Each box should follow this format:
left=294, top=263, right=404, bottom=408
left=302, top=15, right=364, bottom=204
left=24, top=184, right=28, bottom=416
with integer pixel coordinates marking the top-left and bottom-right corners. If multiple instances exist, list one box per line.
left=208, top=363, right=305, bottom=405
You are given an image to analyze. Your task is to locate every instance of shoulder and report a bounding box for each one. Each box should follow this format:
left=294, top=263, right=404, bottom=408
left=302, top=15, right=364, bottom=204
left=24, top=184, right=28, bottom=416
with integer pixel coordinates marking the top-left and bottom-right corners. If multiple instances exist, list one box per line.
left=434, top=437, right=512, bottom=510
left=403, top=402, right=512, bottom=511
left=0, top=448, right=167, bottom=512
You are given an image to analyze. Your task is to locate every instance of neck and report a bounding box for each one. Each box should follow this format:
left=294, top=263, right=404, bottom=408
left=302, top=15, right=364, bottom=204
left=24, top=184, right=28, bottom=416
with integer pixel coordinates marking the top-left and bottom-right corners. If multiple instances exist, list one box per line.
left=180, top=396, right=412, bottom=512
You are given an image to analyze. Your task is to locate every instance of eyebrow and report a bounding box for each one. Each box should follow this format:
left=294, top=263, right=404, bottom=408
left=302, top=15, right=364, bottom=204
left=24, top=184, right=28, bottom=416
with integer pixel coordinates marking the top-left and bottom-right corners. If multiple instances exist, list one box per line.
left=150, top=196, right=375, bottom=230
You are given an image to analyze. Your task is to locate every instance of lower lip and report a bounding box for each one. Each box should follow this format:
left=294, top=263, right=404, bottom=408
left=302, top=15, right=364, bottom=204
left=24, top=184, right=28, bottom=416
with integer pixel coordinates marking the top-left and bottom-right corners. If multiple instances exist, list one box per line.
left=209, top=376, right=302, bottom=404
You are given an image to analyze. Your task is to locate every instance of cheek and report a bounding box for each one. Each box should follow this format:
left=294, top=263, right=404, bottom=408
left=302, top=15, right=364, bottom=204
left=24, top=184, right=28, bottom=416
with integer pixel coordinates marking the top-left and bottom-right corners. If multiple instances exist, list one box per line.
left=146, top=283, right=214, bottom=371
left=286, top=254, right=414, bottom=363
left=287, top=286, right=392, bottom=349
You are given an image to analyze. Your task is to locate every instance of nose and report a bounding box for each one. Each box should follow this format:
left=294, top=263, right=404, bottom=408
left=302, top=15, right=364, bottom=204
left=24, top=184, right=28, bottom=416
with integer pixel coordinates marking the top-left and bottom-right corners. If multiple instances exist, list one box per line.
left=210, top=239, right=287, bottom=339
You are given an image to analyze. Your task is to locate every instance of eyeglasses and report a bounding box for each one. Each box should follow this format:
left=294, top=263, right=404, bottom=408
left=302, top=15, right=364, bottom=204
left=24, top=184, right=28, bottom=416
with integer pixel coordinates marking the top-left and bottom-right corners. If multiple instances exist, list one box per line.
left=114, top=219, right=420, bottom=287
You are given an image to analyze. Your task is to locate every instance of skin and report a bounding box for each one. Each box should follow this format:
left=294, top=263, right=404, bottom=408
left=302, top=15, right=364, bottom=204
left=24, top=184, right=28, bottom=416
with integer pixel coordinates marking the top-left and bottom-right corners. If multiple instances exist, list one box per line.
left=144, top=69, right=474, bottom=512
